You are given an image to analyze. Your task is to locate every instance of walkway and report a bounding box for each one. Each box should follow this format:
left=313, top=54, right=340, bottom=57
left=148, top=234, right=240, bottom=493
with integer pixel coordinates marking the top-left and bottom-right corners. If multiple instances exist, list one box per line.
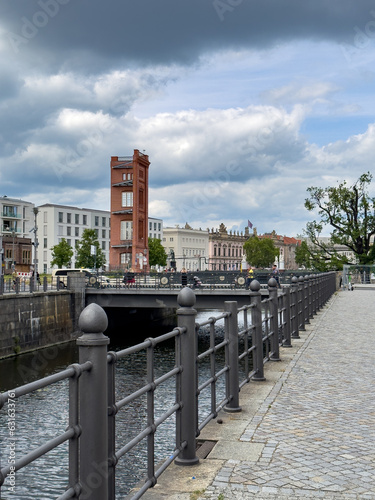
left=137, top=288, right=375, bottom=500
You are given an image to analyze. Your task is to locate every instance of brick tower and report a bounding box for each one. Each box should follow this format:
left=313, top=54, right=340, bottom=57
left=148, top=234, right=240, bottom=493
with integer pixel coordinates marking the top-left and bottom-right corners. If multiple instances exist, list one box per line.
left=110, top=150, right=150, bottom=272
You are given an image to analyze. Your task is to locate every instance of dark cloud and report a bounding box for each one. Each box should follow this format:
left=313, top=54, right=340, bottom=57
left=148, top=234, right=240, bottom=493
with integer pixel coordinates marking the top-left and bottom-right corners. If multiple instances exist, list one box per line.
left=1, top=0, right=374, bottom=72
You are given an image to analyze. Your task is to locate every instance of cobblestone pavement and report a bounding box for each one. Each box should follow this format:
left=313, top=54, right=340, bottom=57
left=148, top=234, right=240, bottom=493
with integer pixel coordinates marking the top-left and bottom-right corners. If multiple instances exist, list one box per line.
left=202, top=290, right=375, bottom=499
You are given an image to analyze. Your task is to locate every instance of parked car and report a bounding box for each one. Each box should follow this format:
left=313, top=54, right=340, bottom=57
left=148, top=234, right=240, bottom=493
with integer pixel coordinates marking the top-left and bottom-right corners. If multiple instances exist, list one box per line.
left=52, top=268, right=93, bottom=288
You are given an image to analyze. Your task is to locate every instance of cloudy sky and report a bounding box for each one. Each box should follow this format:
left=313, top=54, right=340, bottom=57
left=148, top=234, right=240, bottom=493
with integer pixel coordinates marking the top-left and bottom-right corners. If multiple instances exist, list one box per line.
left=1, top=1, right=375, bottom=236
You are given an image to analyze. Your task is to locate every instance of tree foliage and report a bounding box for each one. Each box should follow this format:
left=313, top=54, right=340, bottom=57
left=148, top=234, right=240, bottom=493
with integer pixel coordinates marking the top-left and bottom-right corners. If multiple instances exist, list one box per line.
left=50, top=238, right=74, bottom=269
left=75, top=229, right=106, bottom=270
left=243, top=236, right=279, bottom=268
left=295, top=240, right=350, bottom=272
left=148, top=238, right=167, bottom=268
left=304, top=172, right=375, bottom=265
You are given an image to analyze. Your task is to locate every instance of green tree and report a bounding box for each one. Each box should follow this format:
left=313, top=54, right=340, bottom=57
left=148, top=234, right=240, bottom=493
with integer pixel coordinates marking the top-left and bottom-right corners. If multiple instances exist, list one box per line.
left=75, top=229, right=106, bottom=270
left=243, top=236, right=279, bottom=268
left=295, top=239, right=349, bottom=271
left=304, top=172, right=375, bottom=265
left=50, top=238, right=74, bottom=269
left=148, top=237, right=167, bottom=268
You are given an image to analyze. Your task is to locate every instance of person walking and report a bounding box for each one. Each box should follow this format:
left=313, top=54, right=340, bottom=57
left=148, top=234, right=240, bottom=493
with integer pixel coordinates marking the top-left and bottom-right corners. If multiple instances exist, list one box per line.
left=272, top=264, right=280, bottom=288
left=246, top=267, right=254, bottom=289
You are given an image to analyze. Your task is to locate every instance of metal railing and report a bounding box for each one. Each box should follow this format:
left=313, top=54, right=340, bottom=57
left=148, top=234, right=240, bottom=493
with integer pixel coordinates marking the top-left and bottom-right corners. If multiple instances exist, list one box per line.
left=0, top=272, right=336, bottom=499
left=86, top=270, right=323, bottom=290
left=0, top=275, right=58, bottom=294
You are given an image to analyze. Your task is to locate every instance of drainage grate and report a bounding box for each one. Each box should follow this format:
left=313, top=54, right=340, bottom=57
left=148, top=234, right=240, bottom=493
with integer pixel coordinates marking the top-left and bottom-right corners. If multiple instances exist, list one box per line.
left=196, top=440, right=217, bottom=459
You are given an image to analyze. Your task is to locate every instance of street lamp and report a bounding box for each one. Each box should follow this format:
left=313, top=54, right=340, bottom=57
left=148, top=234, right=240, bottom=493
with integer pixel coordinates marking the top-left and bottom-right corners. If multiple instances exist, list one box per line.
left=32, top=207, right=39, bottom=288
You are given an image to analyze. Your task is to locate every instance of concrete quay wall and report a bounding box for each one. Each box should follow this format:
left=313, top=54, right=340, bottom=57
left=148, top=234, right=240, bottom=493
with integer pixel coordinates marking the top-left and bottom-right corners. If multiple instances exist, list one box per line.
left=0, top=276, right=85, bottom=359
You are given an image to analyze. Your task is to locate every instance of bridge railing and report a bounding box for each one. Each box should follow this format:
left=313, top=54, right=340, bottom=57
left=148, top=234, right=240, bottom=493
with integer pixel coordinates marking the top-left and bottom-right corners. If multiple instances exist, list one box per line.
left=86, top=270, right=323, bottom=290
left=0, top=272, right=336, bottom=499
left=0, top=275, right=57, bottom=294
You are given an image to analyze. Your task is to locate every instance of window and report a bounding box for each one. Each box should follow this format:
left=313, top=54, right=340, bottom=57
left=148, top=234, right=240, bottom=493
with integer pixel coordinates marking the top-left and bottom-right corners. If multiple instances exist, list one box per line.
left=120, top=253, right=132, bottom=264
left=169, top=237, right=174, bottom=242
left=94, top=229, right=98, bottom=237
left=154, top=222, right=157, bottom=230
left=102, top=229, right=106, bottom=239
left=44, top=225, right=47, bottom=236
left=58, top=212, right=63, bottom=223
left=102, top=217, right=106, bottom=227
left=44, top=238, right=47, bottom=248
left=67, top=213, right=71, bottom=223
left=44, top=211, right=48, bottom=223
left=139, top=189, right=144, bottom=207
left=75, top=227, right=79, bottom=237
left=158, top=223, right=161, bottom=231
left=102, top=241, right=106, bottom=250
left=95, top=216, right=99, bottom=226
left=122, top=191, right=133, bottom=207
left=83, top=215, right=87, bottom=225
left=58, top=225, right=63, bottom=236
left=149, top=222, right=152, bottom=230
left=120, top=221, right=133, bottom=240
left=67, top=239, right=71, bottom=246
left=67, top=226, right=71, bottom=236
left=75, top=214, right=79, bottom=224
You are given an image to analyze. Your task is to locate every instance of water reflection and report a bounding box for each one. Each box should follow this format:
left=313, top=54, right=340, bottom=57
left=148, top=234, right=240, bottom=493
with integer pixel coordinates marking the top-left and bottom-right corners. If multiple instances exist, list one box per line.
left=0, top=309, right=251, bottom=499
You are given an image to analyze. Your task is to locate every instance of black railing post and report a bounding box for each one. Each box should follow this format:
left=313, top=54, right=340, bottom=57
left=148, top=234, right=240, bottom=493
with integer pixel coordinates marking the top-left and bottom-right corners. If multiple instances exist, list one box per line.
left=282, top=286, right=292, bottom=347
left=77, top=303, right=109, bottom=500
left=43, top=275, right=47, bottom=292
left=175, top=287, right=199, bottom=466
left=291, top=277, right=300, bottom=339
left=250, top=280, right=265, bottom=381
left=0, top=275, right=3, bottom=295
left=268, top=278, right=280, bottom=361
left=107, top=351, right=117, bottom=500
left=224, top=301, right=241, bottom=413
left=298, top=276, right=305, bottom=331
left=304, top=275, right=310, bottom=325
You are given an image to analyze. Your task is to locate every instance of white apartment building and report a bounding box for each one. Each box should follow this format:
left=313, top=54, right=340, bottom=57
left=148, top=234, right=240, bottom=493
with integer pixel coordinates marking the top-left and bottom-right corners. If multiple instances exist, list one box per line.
left=148, top=217, right=163, bottom=240
left=38, top=204, right=111, bottom=273
left=162, top=225, right=209, bottom=272
left=0, top=196, right=35, bottom=236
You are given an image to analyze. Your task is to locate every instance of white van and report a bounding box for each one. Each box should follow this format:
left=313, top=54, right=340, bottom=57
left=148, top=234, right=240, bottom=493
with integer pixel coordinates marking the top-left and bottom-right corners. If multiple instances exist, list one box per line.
left=52, top=268, right=92, bottom=288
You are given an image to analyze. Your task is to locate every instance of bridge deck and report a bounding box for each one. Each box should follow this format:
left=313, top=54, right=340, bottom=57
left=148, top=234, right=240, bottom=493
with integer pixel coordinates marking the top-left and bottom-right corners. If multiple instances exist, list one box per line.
left=136, top=288, right=375, bottom=499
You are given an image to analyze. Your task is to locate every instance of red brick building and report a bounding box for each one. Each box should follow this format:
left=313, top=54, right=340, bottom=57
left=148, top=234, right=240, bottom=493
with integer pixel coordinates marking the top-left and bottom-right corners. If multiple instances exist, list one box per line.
left=110, top=150, right=150, bottom=271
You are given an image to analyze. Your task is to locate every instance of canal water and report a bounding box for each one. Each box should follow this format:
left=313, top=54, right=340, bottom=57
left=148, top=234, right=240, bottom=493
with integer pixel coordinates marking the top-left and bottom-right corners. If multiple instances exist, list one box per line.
left=0, top=309, right=250, bottom=499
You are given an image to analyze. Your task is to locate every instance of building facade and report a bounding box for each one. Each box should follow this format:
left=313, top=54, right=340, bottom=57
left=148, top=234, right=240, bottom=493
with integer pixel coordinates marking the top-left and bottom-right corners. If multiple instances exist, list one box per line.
left=37, top=204, right=111, bottom=273
left=148, top=217, right=163, bottom=240
left=162, top=224, right=209, bottom=271
left=259, top=230, right=301, bottom=270
left=208, top=223, right=250, bottom=271
left=0, top=196, right=35, bottom=275
left=110, top=150, right=150, bottom=271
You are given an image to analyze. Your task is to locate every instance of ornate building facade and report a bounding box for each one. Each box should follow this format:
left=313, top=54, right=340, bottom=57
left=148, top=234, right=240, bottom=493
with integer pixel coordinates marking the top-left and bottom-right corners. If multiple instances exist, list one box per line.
left=208, top=223, right=250, bottom=271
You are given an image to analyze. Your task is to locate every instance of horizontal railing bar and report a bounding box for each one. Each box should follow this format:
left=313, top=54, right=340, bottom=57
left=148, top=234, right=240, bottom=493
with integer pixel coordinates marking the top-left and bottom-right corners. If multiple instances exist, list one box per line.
left=197, top=312, right=228, bottom=328
left=0, top=362, right=91, bottom=405
left=154, top=403, right=180, bottom=428
left=1, top=427, right=76, bottom=481
left=154, top=367, right=181, bottom=387
left=116, top=426, right=152, bottom=461
left=198, top=339, right=228, bottom=360
left=57, top=486, right=78, bottom=500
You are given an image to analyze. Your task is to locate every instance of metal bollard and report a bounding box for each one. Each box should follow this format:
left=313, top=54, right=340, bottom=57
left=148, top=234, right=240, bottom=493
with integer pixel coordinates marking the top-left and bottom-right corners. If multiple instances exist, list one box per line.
left=76, top=303, right=109, bottom=500
left=175, top=287, right=199, bottom=466
left=224, top=301, right=241, bottom=412
left=268, top=278, right=280, bottom=361
left=298, top=276, right=305, bottom=331
left=250, top=280, right=266, bottom=381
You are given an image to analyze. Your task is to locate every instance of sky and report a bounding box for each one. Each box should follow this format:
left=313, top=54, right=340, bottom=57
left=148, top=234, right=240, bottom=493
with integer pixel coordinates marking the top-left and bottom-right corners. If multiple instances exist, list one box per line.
left=1, top=0, right=375, bottom=237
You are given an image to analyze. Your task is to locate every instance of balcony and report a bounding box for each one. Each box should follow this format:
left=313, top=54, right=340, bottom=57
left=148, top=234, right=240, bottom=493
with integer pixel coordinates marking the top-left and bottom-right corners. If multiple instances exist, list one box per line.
left=2, top=226, right=21, bottom=233
left=1, top=212, right=21, bottom=219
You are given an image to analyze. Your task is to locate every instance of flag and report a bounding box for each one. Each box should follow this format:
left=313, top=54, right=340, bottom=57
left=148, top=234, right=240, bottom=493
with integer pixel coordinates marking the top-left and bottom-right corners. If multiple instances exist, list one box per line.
left=248, top=220, right=253, bottom=229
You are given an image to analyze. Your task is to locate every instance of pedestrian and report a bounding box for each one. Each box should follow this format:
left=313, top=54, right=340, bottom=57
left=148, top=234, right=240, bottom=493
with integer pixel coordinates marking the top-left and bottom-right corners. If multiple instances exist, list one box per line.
left=272, top=264, right=280, bottom=288
left=246, top=267, right=254, bottom=289
left=181, top=268, right=188, bottom=287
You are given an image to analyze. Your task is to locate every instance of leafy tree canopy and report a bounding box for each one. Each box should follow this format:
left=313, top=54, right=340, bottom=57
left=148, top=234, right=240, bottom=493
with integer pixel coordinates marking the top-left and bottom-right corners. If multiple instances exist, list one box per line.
left=148, top=238, right=167, bottom=268
left=304, top=172, right=375, bottom=266
left=50, top=238, right=74, bottom=269
left=243, top=236, right=279, bottom=268
left=75, top=229, right=106, bottom=270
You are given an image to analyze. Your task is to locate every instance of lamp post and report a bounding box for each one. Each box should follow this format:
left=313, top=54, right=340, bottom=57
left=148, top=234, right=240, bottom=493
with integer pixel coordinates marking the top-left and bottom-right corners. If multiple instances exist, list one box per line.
left=11, top=230, right=15, bottom=272
left=32, top=207, right=39, bottom=288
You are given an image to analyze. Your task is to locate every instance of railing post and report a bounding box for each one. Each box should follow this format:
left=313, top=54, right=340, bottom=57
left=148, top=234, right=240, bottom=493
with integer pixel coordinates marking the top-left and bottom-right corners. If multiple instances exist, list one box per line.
left=224, top=301, right=241, bottom=413
left=268, top=278, right=280, bottom=361
left=175, top=287, right=199, bottom=466
left=291, top=277, right=300, bottom=339
left=304, top=275, right=310, bottom=324
left=107, top=352, right=117, bottom=500
left=250, top=280, right=265, bottom=381
left=76, top=303, right=109, bottom=500
left=298, top=276, right=305, bottom=331
left=282, top=286, right=292, bottom=347
left=43, top=275, right=48, bottom=292
left=0, top=275, right=3, bottom=295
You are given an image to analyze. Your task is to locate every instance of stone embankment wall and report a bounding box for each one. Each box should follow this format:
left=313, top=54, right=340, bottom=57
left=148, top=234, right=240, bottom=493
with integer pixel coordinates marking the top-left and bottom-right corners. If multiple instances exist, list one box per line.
left=0, top=275, right=85, bottom=359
